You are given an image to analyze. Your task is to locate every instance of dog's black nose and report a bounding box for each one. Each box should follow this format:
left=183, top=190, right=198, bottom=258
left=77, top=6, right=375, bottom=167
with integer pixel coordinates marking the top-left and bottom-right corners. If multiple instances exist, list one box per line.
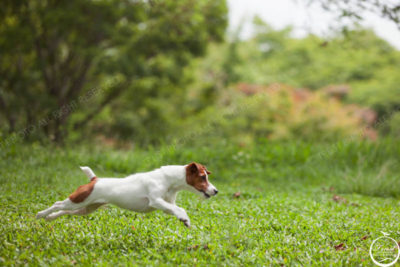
left=214, top=189, right=218, bottom=195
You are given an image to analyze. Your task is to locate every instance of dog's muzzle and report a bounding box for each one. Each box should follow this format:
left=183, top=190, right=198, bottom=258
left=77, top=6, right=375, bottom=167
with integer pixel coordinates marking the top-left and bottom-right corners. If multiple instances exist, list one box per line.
left=202, top=183, right=218, bottom=198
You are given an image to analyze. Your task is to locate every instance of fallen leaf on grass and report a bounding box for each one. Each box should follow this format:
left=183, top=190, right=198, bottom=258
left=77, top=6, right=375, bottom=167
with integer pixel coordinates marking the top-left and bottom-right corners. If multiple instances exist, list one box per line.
left=188, top=245, right=199, bottom=251
left=332, top=195, right=342, bottom=202
left=131, top=225, right=136, bottom=230
left=233, top=192, right=241, bottom=198
left=361, top=235, right=369, bottom=240
left=334, top=243, right=346, bottom=251
left=332, top=195, right=347, bottom=203
left=188, top=244, right=209, bottom=251
left=332, top=195, right=360, bottom=207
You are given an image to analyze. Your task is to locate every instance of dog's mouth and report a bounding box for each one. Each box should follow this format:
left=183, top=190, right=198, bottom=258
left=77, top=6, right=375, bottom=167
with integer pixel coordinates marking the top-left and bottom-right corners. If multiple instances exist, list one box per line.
left=200, top=190, right=210, bottom=198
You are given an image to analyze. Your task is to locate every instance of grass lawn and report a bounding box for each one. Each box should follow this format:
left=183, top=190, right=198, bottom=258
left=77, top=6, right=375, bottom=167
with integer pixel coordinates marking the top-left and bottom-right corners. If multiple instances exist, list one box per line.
left=1, top=140, right=399, bottom=266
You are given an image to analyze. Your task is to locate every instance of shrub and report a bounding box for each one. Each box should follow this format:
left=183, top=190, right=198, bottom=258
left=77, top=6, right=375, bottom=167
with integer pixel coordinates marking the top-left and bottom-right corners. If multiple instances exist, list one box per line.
left=179, top=83, right=372, bottom=145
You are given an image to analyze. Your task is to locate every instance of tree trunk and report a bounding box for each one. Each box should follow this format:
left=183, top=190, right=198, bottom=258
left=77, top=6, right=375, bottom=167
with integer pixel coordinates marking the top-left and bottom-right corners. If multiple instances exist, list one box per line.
left=7, top=115, right=16, bottom=134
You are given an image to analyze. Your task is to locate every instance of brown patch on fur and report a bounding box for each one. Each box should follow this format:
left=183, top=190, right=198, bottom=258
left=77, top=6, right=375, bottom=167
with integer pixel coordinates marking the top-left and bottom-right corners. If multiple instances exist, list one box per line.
left=185, top=162, right=210, bottom=192
left=69, top=178, right=98, bottom=203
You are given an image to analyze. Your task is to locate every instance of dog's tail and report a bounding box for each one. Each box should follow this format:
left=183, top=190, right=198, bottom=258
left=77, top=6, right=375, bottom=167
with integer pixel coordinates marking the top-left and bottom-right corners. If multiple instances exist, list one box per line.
left=80, top=166, right=97, bottom=181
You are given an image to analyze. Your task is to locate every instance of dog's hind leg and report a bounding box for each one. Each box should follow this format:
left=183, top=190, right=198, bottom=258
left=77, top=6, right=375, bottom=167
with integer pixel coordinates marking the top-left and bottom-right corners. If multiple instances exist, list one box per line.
left=44, top=203, right=105, bottom=221
left=37, top=175, right=99, bottom=220
left=36, top=199, right=86, bottom=219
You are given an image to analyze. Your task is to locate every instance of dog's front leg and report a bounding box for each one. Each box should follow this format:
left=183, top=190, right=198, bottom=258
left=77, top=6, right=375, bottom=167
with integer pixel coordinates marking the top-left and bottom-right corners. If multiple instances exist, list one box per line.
left=149, top=198, right=190, bottom=228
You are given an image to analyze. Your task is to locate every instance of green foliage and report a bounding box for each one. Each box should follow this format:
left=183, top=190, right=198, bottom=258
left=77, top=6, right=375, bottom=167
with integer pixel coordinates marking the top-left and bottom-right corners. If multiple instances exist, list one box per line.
left=350, top=66, right=400, bottom=116
left=386, top=112, right=400, bottom=138
left=0, top=0, right=227, bottom=143
left=215, top=20, right=399, bottom=92
left=187, top=20, right=400, bottom=141
left=1, top=141, right=400, bottom=265
left=1, top=5, right=399, bottom=146
left=177, top=84, right=369, bottom=145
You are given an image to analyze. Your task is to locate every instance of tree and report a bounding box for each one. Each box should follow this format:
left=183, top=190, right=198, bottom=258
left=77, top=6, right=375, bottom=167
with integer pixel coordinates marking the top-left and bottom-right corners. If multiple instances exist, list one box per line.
left=0, top=0, right=227, bottom=143
left=308, top=0, right=400, bottom=29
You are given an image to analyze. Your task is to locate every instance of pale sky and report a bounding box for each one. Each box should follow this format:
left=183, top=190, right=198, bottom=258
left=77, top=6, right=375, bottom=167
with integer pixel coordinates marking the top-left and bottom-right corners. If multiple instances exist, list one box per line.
left=227, top=0, right=400, bottom=50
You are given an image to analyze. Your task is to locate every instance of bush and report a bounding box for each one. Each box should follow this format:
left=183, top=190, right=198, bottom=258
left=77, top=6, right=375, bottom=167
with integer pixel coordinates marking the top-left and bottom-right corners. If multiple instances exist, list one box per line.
left=179, top=83, right=370, bottom=145
left=386, top=112, right=400, bottom=139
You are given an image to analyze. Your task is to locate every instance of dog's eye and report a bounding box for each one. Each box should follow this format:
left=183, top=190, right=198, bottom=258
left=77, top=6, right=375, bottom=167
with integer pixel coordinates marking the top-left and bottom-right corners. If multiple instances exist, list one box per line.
left=201, top=175, right=206, bottom=180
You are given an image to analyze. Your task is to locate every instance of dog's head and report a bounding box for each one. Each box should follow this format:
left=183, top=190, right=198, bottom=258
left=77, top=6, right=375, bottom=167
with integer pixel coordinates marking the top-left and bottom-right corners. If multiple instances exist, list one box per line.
left=185, top=162, right=218, bottom=198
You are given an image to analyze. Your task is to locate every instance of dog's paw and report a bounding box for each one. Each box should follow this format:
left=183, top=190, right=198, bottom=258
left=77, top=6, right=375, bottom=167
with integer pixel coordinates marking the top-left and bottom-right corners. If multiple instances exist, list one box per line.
left=36, top=211, right=46, bottom=219
left=179, top=218, right=191, bottom=228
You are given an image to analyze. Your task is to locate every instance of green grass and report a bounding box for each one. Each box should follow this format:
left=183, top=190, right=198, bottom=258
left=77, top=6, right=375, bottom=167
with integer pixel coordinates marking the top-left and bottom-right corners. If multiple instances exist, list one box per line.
left=1, top=140, right=400, bottom=266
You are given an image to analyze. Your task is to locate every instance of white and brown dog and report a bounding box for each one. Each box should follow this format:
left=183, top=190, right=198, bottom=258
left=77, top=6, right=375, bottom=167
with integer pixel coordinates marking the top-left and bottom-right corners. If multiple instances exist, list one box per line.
left=36, top=162, right=218, bottom=227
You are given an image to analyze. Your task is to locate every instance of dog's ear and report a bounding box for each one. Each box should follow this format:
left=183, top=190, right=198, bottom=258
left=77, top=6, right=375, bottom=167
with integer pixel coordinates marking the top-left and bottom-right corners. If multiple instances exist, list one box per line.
left=188, top=162, right=202, bottom=174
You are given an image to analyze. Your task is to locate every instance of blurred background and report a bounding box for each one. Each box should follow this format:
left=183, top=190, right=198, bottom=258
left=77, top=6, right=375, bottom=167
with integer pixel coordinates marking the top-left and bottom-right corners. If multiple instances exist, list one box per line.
left=1, top=0, right=399, bottom=148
